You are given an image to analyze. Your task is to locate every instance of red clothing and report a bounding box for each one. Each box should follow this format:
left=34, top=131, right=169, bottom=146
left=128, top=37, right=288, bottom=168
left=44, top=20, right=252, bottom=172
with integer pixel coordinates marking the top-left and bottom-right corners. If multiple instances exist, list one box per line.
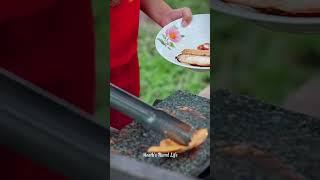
left=110, top=0, right=141, bottom=129
left=0, top=0, right=95, bottom=179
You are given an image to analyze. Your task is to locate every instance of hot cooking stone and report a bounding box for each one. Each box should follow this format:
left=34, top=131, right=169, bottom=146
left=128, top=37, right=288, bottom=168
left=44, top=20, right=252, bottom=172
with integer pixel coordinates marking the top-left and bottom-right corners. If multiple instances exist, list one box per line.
left=110, top=91, right=210, bottom=176
left=212, top=90, right=320, bottom=180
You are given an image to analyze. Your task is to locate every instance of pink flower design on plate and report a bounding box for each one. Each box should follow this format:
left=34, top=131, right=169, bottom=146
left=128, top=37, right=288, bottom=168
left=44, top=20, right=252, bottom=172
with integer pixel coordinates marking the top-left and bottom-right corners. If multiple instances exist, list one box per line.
left=165, top=26, right=182, bottom=43
left=157, top=25, right=185, bottom=50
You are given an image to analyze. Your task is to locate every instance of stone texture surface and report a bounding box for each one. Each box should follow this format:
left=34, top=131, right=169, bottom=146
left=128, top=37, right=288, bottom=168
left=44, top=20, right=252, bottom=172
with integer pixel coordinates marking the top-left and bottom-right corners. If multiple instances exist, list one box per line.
left=283, top=74, right=320, bottom=119
left=111, top=91, right=210, bottom=177
left=212, top=90, right=320, bottom=180
left=199, top=85, right=210, bottom=99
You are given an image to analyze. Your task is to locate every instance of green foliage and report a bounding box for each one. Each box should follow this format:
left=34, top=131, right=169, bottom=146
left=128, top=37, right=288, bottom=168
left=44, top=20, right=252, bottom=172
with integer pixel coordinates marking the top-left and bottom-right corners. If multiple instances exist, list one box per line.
left=212, top=11, right=320, bottom=104
left=165, top=0, right=210, bottom=14
left=93, top=1, right=211, bottom=123
left=138, top=1, right=210, bottom=104
left=93, top=0, right=108, bottom=124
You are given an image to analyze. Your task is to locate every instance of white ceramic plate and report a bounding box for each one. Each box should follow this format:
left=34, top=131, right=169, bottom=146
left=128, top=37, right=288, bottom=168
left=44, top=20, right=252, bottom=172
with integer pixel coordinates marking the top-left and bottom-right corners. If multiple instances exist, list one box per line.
left=155, top=14, right=210, bottom=72
left=211, top=0, right=320, bottom=34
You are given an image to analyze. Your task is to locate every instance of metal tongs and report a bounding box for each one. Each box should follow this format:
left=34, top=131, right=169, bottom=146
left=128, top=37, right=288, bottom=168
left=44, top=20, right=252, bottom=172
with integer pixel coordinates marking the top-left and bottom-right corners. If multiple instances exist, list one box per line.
left=110, top=83, right=195, bottom=146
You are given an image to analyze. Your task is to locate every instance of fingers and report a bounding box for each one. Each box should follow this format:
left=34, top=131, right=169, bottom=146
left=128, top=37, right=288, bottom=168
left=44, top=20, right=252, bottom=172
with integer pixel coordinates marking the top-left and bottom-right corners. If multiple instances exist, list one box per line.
left=161, top=7, right=193, bottom=27
left=181, top=7, right=192, bottom=27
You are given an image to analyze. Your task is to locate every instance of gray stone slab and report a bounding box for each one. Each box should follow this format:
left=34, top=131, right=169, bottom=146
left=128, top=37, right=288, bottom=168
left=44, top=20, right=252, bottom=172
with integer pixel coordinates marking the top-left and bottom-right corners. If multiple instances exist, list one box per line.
left=111, top=91, right=210, bottom=177
left=110, top=154, right=199, bottom=180
left=212, top=90, right=320, bottom=180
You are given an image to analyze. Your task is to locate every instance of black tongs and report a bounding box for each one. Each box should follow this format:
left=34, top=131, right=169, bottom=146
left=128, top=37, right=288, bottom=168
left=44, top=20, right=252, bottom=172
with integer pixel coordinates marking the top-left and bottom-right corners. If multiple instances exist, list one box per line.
left=110, top=83, right=195, bottom=145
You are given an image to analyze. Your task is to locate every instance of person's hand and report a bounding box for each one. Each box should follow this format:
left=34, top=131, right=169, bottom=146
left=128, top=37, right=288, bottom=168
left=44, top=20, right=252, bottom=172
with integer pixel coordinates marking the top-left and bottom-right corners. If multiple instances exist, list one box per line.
left=159, top=7, right=192, bottom=27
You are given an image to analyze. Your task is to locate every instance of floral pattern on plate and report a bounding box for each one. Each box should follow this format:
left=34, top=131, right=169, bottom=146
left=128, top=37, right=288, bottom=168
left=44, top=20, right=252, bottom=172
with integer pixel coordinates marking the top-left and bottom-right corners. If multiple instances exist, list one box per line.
left=157, top=25, right=185, bottom=50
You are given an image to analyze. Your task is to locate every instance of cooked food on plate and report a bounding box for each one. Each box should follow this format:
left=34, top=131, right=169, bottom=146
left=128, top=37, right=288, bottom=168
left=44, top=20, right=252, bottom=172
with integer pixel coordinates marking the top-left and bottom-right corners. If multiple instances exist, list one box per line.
left=223, top=0, right=320, bottom=16
left=147, top=128, right=208, bottom=153
left=176, top=43, right=210, bottom=67
left=182, top=49, right=210, bottom=57
left=176, top=54, right=210, bottom=67
left=197, top=43, right=210, bottom=50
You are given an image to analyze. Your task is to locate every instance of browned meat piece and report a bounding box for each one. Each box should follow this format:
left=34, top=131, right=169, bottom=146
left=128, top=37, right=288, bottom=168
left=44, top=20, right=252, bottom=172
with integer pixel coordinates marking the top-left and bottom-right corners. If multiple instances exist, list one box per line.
left=176, top=54, right=210, bottom=67
left=182, top=49, right=210, bottom=56
left=197, top=43, right=210, bottom=50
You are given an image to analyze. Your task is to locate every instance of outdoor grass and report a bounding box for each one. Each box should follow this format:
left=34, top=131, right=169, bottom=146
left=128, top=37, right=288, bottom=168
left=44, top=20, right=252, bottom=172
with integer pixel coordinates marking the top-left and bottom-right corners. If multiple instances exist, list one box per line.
left=93, top=1, right=107, bottom=125
left=138, top=0, right=210, bottom=104
left=94, top=1, right=210, bottom=122
left=96, top=1, right=320, bottom=123
left=212, top=11, right=320, bottom=105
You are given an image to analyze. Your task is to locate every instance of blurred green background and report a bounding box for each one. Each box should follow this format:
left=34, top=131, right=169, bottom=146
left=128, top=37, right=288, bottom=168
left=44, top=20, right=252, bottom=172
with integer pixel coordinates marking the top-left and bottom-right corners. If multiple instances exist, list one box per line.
left=138, top=0, right=210, bottom=104
left=93, top=1, right=107, bottom=125
left=93, top=0, right=211, bottom=124
left=212, top=11, right=320, bottom=105
left=95, top=1, right=320, bottom=124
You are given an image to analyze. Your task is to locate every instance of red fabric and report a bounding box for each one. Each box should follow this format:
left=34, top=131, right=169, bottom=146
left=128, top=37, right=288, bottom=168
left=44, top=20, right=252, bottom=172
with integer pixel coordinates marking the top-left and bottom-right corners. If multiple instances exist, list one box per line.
left=0, top=0, right=95, bottom=179
left=110, top=0, right=141, bottom=129
left=110, top=58, right=140, bottom=129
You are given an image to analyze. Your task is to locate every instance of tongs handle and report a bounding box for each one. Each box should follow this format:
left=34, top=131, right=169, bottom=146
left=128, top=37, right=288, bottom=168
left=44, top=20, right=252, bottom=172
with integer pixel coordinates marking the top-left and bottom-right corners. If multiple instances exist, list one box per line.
left=110, top=83, right=194, bottom=145
left=110, top=84, right=156, bottom=123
